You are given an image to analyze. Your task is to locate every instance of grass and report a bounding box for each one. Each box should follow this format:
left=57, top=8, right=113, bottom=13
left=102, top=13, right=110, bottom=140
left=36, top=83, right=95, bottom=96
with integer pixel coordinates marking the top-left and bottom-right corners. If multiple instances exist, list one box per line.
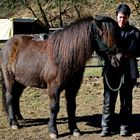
left=84, top=67, right=102, bottom=77
left=84, top=57, right=103, bottom=77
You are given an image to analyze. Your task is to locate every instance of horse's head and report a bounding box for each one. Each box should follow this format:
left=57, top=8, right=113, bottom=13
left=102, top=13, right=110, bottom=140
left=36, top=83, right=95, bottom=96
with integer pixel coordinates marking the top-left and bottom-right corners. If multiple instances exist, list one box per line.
left=92, top=15, right=123, bottom=68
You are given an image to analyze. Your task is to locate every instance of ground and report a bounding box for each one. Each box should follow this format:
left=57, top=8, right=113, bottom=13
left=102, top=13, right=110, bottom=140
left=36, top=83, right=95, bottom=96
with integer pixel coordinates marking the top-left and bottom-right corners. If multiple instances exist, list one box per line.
left=0, top=76, right=140, bottom=140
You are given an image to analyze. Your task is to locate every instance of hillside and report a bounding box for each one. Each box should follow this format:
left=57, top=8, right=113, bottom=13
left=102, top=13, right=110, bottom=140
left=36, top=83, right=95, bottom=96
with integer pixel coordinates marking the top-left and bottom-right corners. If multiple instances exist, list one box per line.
left=0, top=0, right=140, bottom=28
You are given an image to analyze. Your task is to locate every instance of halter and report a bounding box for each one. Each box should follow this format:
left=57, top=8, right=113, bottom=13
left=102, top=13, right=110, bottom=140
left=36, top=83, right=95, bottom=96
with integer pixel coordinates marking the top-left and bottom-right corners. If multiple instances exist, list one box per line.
left=104, top=73, right=124, bottom=91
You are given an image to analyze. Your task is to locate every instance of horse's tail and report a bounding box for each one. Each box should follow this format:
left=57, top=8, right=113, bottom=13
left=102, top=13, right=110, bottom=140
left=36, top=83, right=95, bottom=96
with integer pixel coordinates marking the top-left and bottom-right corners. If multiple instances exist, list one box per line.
left=0, top=50, right=7, bottom=113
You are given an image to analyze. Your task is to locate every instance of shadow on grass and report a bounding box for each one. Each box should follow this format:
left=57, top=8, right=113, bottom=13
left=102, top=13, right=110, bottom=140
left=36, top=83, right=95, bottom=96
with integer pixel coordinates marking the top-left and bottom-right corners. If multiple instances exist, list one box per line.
left=19, top=118, right=49, bottom=128
left=19, top=113, right=140, bottom=137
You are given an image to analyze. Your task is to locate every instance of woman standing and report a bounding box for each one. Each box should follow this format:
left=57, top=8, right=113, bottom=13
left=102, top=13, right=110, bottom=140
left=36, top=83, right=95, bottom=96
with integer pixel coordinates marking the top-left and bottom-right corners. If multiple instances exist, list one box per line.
left=100, top=3, right=140, bottom=137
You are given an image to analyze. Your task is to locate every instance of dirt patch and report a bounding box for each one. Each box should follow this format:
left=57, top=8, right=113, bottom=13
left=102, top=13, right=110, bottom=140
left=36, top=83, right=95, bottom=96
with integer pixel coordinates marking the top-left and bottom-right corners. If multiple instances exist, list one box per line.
left=0, top=77, right=140, bottom=140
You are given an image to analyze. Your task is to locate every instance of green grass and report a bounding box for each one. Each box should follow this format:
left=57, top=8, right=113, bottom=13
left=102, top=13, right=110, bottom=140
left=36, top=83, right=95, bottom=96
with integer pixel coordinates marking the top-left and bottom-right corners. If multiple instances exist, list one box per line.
left=84, top=57, right=103, bottom=77
left=84, top=67, right=102, bottom=77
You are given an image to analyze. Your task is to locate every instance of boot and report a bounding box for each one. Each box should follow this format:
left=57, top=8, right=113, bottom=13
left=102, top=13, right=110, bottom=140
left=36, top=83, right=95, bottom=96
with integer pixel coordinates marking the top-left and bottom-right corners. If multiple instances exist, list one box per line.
left=100, top=114, right=111, bottom=137
left=120, top=125, right=131, bottom=136
left=100, top=127, right=111, bottom=137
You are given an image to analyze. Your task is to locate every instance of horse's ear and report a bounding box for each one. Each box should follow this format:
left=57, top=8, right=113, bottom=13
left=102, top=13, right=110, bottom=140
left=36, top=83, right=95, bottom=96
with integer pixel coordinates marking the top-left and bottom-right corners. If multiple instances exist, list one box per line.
left=93, top=16, right=102, bottom=29
left=93, top=16, right=103, bottom=37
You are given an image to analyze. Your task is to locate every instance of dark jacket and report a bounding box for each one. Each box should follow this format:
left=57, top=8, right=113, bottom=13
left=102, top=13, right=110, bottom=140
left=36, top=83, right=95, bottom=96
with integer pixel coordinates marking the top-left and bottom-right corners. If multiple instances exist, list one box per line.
left=120, top=23, right=140, bottom=79
left=120, top=23, right=140, bottom=57
left=103, top=23, right=140, bottom=79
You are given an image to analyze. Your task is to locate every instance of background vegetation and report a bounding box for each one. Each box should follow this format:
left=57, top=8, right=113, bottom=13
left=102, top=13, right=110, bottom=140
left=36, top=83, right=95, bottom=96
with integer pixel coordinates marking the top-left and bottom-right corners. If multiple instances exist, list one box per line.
left=1, top=0, right=140, bottom=31
left=1, top=1, right=140, bottom=140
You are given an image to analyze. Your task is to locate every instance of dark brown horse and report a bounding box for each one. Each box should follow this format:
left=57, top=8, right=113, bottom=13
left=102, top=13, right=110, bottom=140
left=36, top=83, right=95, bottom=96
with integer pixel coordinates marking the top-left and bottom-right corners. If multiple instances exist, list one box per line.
left=0, top=15, right=122, bottom=139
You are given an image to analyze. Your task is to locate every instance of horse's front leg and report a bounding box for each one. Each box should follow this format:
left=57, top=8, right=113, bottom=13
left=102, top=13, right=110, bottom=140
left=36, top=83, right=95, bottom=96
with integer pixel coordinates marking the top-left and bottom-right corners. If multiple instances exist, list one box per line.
left=65, top=88, right=81, bottom=137
left=48, top=87, right=60, bottom=139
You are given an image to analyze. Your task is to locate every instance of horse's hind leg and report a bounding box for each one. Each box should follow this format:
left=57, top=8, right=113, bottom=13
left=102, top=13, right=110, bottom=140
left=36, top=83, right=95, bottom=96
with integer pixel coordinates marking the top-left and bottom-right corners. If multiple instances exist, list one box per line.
left=1, top=66, right=19, bottom=129
left=48, top=86, right=60, bottom=139
left=12, top=82, right=25, bottom=120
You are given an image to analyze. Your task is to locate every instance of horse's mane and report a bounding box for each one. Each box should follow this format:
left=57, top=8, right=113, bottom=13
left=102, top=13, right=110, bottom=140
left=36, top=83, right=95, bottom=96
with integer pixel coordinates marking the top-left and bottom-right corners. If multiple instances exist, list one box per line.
left=45, top=15, right=119, bottom=72
left=47, top=16, right=94, bottom=69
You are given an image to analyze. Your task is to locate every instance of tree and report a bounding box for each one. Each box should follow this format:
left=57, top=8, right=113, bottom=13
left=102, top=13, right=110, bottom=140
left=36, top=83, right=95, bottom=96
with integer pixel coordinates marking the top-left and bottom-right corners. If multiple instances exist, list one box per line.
left=1, top=0, right=140, bottom=29
left=19, top=0, right=50, bottom=32
left=19, top=0, right=89, bottom=28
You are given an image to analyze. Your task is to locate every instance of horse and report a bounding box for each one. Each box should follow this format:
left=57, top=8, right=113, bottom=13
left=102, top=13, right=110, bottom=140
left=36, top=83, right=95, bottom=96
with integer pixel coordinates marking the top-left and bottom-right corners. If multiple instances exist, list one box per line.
left=0, top=15, right=122, bottom=139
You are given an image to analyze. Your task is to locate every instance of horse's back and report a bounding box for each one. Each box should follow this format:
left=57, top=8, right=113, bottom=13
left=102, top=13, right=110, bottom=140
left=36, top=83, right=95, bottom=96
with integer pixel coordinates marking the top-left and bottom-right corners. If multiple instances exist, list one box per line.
left=0, top=35, right=49, bottom=87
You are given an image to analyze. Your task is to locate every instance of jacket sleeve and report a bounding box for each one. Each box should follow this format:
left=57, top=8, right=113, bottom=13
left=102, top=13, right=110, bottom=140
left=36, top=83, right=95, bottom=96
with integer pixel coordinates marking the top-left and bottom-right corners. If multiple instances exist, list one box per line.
left=129, top=30, right=140, bottom=57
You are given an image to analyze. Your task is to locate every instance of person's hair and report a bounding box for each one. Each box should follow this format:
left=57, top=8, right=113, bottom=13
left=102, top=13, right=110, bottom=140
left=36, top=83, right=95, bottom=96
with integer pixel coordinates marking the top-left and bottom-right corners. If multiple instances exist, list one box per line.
left=116, top=3, right=131, bottom=17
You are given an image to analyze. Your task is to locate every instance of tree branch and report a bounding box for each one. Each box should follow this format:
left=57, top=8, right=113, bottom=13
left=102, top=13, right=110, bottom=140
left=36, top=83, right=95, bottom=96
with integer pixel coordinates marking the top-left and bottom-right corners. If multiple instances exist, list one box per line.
left=130, top=0, right=140, bottom=15
left=36, top=0, right=50, bottom=28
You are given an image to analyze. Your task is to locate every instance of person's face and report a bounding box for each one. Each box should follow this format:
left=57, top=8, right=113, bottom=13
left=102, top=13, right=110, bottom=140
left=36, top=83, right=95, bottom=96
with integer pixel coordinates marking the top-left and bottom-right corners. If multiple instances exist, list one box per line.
left=117, top=12, right=129, bottom=28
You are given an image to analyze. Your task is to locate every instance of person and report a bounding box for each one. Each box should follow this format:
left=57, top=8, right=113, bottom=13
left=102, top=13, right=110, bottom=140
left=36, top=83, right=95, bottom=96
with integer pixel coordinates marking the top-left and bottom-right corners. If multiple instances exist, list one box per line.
left=100, top=3, right=140, bottom=137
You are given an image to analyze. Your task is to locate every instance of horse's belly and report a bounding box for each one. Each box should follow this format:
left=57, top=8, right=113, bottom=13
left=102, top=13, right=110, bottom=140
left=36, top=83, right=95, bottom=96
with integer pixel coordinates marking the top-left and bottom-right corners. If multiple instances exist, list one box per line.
left=15, top=75, right=47, bottom=88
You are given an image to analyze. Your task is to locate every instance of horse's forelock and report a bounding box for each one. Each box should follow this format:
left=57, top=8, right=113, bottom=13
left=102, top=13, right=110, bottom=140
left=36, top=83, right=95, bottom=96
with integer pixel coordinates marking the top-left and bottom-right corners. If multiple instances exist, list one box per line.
left=105, top=21, right=119, bottom=48
left=94, top=15, right=119, bottom=49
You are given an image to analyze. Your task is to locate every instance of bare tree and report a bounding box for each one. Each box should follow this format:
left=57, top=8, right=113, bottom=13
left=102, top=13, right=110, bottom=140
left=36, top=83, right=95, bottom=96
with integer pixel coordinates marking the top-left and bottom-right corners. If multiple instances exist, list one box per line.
left=130, top=0, right=140, bottom=15
left=36, top=0, right=50, bottom=28
left=20, top=0, right=50, bottom=32
left=4, top=0, right=132, bottom=28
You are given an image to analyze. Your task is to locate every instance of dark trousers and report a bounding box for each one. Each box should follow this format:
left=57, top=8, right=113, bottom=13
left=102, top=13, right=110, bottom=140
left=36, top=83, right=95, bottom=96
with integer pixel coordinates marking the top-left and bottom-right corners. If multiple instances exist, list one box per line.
left=101, top=71, right=136, bottom=132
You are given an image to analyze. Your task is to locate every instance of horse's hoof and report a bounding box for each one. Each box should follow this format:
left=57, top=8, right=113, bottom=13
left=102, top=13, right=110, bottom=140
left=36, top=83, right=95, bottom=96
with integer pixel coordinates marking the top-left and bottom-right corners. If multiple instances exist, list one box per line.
left=73, top=129, right=81, bottom=137
left=11, top=125, right=19, bottom=130
left=49, top=133, right=57, bottom=139
left=73, top=131, right=81, bottom=137
left=16, top=115, right=24, bottom=120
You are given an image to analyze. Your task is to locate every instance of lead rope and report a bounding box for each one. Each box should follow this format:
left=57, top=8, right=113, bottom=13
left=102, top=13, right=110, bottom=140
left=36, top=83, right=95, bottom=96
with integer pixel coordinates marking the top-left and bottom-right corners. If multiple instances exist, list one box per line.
left=104, top=73, right=124, bottom=91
